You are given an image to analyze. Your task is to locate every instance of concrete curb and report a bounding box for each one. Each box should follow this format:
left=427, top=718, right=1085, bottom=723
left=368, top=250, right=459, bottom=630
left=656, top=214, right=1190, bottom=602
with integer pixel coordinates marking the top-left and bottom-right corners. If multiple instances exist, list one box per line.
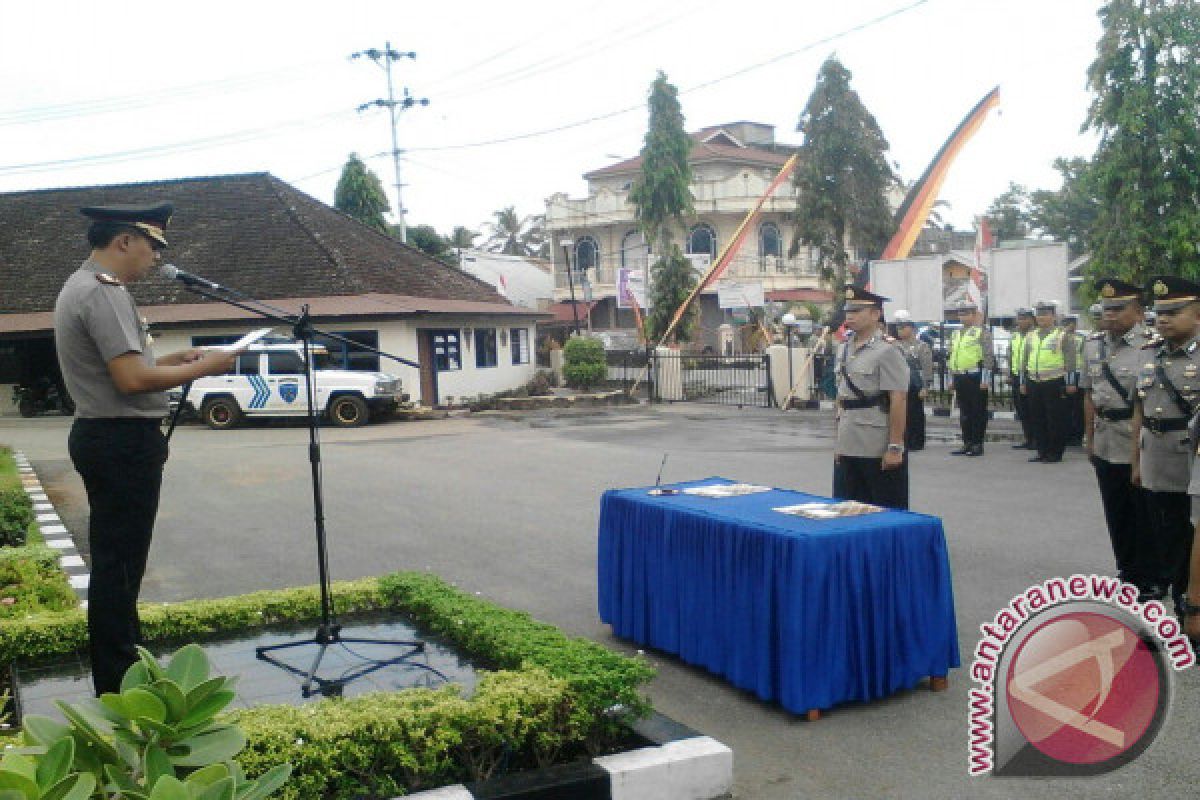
left=396, top=715, right=732, bottom=800
left=13, top=451, right=88, bottom=603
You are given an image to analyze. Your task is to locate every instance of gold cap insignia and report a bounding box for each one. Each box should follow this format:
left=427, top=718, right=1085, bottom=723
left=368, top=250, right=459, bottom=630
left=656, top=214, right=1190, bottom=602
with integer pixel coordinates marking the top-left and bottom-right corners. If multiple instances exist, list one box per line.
left=95, top=272, right=121, bottom=286
left=1101, top=284, right=1115, bottom=298
left=845, top=287, right=856, bottom=300
left=1154, top=281, right=1169, bottom=297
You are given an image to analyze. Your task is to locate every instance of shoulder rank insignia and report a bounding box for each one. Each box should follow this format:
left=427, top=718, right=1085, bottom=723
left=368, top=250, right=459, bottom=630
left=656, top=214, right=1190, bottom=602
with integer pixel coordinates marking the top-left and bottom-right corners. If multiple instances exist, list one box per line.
left=1089, top=331, right=1104, bottom=340
left=1142, top=340, right=1162, bottom=349
left=883, top=335, right=896, bottom=343
left=1190, top=341, right=1198, bottom=354
left=95, top=272, right=122, bottom=286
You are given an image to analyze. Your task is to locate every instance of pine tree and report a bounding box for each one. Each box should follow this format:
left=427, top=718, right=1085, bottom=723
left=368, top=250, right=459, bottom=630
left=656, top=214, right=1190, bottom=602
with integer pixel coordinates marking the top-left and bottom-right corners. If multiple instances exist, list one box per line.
left=629, top=71, right=698, bottom=344
left=334, top=154, right=391, bottom=234
left=1084, top=0, right=1200, bottom=282
left=791, top=56, right=896, bottom=314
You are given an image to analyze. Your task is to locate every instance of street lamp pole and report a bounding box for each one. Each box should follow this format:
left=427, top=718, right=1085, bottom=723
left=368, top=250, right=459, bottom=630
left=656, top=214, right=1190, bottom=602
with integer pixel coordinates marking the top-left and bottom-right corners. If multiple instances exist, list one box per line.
left=560, top=240, right=582, bottom=337
left=781, top=312, right=796, bottom=410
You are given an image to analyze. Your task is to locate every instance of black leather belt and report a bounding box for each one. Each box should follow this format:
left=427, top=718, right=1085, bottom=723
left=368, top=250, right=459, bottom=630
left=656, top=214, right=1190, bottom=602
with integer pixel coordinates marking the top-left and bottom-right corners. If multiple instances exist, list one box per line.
left=74, top=417, right=163, bottom=426
left=1098, top=408, right=1133, bottom=421
left=841, top=396, right=884, bottom=410
left=1143, top=416, right=1188, bottom=434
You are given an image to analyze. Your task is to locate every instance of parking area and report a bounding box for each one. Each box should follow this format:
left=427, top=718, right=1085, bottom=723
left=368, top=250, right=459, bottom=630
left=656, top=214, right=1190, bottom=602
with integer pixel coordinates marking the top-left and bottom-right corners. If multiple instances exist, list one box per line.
left=3, top=407, right=1197, bottom=799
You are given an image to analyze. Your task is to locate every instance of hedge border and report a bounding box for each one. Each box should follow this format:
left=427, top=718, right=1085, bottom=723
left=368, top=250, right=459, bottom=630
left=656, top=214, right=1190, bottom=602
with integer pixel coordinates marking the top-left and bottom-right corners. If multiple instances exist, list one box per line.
left=5, top=572, right=655, bottom=799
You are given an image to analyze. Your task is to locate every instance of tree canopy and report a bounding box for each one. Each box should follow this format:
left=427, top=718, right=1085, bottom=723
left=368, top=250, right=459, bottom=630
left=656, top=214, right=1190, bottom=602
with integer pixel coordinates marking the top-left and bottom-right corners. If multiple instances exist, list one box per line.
left=984, top=182, right=1033, bottom=242
left=483, top=207, right=547, bottom=258
left=1083, top=0, right=1200, bottom=282
left=629, top=71, right=699, bottom=344
left=333, top=154, right=391, bottom=234
left=791, top=56, right=896, bottom=313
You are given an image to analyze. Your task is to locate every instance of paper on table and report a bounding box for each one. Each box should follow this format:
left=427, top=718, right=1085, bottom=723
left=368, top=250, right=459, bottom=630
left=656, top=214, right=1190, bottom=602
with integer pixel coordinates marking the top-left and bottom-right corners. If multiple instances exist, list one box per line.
left=682, top=483, right=772, bottom=498
left=210, top=327, right=274, bottom=351
left=774, top=501, right=883, bottom=519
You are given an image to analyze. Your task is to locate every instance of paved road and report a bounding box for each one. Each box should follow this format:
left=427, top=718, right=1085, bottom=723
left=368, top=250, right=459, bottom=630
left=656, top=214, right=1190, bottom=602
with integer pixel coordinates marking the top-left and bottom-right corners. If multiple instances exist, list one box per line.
left=2, top=408, right=1196, bottom=799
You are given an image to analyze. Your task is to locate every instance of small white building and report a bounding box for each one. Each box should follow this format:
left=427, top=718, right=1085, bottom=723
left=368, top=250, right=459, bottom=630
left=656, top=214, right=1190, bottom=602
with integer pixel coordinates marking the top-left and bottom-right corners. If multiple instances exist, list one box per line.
left=0, top=173, right=546, bottom=411
left=457, top=250, right=553, bottom=311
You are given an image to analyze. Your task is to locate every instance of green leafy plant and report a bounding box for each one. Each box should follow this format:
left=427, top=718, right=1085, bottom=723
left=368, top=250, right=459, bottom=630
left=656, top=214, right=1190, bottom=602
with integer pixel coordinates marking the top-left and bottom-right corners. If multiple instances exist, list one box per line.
left=0, top=547, right=76, bottom=617
left=562, top=338, right=606, bottom=390
left=20, top=644, right=290, bottom=800
left=0, top=486, right=32, bottom=548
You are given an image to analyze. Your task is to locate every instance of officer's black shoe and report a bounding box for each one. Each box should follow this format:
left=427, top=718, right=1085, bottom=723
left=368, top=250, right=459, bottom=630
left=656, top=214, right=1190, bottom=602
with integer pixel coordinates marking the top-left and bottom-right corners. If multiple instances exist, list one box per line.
left=1012, top=441, right=1033, bottom=450
left=1028, top=455, right=1045, bottom=462
left=950, top=447, right=971, bottom=455
left=1138, top=586, right=1166, bottom=605
left=1042, top=455, right=1063, bottom=463
left=966, top=445, right=984, bottom=456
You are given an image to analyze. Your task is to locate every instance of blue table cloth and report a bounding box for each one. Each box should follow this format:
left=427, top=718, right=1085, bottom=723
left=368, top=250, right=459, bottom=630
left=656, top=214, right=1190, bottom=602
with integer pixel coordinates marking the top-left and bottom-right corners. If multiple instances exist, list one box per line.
left=598, top=477, right=960, bottom=714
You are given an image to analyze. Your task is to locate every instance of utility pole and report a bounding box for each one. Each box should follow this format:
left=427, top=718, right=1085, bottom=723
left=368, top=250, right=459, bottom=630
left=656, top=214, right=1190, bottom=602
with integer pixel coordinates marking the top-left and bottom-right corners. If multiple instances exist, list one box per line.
left=352, top=42, right=428, bottom=244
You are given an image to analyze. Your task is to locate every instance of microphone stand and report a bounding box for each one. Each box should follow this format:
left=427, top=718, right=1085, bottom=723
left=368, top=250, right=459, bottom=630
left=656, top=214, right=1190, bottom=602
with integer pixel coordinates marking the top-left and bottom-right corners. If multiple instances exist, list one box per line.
left=169, top=276, right=445, bottom=697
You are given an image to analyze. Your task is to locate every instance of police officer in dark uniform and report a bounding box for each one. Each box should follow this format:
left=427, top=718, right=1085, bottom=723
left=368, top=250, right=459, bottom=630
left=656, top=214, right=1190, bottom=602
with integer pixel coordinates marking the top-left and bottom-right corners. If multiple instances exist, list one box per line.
left=1131, top=275, right=1200, bottom=614
left=1080, top=279, right=1155, bottom=593
left=832, top=286, right=910, bottom=509
left=54, top=204, right=237, bottom=695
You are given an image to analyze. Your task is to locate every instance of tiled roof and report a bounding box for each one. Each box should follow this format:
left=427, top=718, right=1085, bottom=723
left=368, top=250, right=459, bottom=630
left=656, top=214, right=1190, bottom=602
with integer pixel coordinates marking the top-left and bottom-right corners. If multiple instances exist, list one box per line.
left=0, top=293, right=542, bottom=335
left=584, top=138, right=792, bottom=179
left=0, top=173, right=509, bottom=318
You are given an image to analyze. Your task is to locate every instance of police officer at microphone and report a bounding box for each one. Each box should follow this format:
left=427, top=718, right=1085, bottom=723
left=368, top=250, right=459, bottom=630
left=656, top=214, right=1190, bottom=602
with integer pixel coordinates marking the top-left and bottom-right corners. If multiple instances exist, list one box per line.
left=54, top=203, right=237, bottom=695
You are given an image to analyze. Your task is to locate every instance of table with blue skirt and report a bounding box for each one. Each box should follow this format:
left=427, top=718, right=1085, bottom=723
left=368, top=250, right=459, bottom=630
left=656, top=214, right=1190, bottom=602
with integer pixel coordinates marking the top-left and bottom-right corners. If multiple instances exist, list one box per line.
left=597, top=477, right=960, bottom=717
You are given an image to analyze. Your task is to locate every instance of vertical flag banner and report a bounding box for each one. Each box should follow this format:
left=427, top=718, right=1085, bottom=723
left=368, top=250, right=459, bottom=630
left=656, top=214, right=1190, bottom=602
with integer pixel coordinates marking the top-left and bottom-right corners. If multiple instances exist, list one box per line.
left=882, top=87, right=1001, bottom=260
left=658, top=153, right=800, bottom=345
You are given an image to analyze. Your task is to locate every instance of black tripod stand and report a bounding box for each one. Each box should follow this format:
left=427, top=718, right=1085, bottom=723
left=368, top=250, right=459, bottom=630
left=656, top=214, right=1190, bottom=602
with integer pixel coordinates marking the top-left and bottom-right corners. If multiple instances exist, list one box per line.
left=169, top=271, right=446, bottom=697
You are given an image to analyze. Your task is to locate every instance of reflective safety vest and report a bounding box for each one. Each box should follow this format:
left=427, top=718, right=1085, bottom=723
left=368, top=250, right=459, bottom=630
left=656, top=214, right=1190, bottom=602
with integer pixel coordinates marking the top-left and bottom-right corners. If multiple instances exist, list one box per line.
left=1028, top=328, right=1066, bottom=380
left=1010, top=331, right=1027, bottom=375
left=949, top=327, right=984, bottom=372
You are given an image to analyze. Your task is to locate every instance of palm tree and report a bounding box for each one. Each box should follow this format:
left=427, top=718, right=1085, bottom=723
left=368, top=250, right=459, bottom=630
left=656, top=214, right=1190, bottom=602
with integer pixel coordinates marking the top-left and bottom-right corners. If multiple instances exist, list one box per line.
left=483, top=207, right=546, bottom=257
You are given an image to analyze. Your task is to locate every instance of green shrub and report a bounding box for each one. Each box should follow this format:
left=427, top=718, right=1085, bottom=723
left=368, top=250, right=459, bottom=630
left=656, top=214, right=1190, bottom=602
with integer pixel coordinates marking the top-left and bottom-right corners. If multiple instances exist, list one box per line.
left=0, top=485, right=33, bottom=548
left=3, top=574, right=655, bottom=798
left=0, top=546, right=76, bottom=617
left=562, top=338, right=607, bottom=390
left=526, top=371, right=553, bottom=396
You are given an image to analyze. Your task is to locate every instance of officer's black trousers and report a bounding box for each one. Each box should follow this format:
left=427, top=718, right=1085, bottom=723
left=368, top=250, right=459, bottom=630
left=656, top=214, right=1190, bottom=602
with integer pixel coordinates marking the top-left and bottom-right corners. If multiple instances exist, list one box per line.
left=952, top=373, right=988, bottom=447
left=1027, top=378, right=1068, bottom=459
left=833, top=455, right=909, bottom=510
left=1143, top=489, right=1193, bottom=607
left=1090, top=457, right=1150, bottom=589
left=905, top=388, right=925, bottom=451
left=68, top=419, right=167, bottom=696
left=1011, top=375, right=1033, bottom=445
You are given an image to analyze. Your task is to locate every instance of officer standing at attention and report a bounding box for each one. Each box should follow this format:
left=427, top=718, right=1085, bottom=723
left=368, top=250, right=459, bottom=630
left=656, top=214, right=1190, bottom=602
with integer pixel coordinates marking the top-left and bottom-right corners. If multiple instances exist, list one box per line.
left=1131, top=276, right=1200, bottom=614
left=1080, top=279, right=1156, bottom=595
left=54, top=204, right=238, bottom=695
left=833, top=286, right=910, bottom=509
left=1009, top=308, right=1036, bottom=450
left=1020, top=300, right=1077, bottom=463
left=947, top=301, right=994, bottom=456
left=891, top=310, right=932, bottom=451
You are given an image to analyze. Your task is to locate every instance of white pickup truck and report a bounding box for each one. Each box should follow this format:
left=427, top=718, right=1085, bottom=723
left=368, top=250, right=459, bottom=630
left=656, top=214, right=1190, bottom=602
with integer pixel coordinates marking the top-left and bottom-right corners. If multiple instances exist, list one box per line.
left=182, top=342, right=408, bottom=429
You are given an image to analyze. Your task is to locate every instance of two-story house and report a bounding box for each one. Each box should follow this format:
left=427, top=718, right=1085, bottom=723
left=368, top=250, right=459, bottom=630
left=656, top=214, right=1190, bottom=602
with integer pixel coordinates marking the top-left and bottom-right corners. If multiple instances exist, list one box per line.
left=545, top=121, right=831, bottom=351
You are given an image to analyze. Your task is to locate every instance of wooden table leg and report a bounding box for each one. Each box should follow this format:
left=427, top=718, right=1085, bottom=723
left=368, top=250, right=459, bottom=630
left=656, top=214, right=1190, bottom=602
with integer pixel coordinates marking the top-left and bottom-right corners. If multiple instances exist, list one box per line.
left=929, top=675, right=949, bottom=692
left=806, top=708, right=822, bottom=722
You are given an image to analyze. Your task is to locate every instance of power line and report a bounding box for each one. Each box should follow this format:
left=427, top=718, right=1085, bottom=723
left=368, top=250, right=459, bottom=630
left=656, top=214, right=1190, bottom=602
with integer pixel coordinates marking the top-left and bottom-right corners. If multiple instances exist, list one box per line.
left=407, top=0, right=933, bottom=153
left=0, top=59, right=341, bottom=127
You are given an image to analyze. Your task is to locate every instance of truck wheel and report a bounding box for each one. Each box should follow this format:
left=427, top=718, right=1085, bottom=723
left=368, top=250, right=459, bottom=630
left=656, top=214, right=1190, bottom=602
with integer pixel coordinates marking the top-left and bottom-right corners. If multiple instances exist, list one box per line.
left=201, top=397, right=242, bottom=430
left=328, top=395, right=368, bottom=427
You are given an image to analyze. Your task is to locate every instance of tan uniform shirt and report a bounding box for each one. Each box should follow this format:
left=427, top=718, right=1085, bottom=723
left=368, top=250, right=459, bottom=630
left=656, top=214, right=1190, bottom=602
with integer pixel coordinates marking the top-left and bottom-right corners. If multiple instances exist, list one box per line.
left=53, top=259, right=167, bottom=418
left=894, top=338, right=933, bottom=387
left=834, top=332, right=909, bottom=458
left=1080, top=324, right=1154, bottom=465
left=1136, top=335, right=1200, bottom=493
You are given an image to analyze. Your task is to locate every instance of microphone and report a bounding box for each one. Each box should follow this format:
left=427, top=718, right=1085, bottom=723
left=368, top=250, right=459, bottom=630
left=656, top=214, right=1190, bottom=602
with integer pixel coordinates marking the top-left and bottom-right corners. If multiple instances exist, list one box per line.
left=655, top=453, right=669, bottom=487
left=160, top=263, right=224, bottom=291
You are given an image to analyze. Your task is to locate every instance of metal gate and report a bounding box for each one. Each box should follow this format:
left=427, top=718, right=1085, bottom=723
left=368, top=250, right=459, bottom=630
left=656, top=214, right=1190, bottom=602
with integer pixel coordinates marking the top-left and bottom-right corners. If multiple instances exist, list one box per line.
left=649, top=351, right=773, bottom=408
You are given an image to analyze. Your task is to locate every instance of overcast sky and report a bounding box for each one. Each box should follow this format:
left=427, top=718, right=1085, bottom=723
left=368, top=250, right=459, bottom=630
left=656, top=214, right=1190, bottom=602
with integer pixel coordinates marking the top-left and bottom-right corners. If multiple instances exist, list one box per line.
left=0, top=0, right=1103, bottom=242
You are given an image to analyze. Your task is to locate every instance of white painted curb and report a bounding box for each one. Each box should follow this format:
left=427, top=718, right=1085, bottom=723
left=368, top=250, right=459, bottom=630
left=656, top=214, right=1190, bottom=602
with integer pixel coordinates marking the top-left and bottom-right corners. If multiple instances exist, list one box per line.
left=12, top=451, right=88, bottom=603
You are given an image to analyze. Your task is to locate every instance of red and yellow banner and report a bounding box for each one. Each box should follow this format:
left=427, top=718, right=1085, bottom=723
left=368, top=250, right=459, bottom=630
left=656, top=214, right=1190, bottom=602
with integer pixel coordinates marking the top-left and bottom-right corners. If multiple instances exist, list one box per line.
left=881, top=86, right=1001, bottom=261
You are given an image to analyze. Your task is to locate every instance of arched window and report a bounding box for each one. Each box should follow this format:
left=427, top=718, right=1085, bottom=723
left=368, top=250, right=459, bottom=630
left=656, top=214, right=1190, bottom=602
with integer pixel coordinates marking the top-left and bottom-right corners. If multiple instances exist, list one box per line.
left=574, top=236, right=599, bottom=272
left=759, top=222, right=782, bottom=260
left=621, top=230, right=648, bottom=269
left=687, top=223, right=717, bottom=257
